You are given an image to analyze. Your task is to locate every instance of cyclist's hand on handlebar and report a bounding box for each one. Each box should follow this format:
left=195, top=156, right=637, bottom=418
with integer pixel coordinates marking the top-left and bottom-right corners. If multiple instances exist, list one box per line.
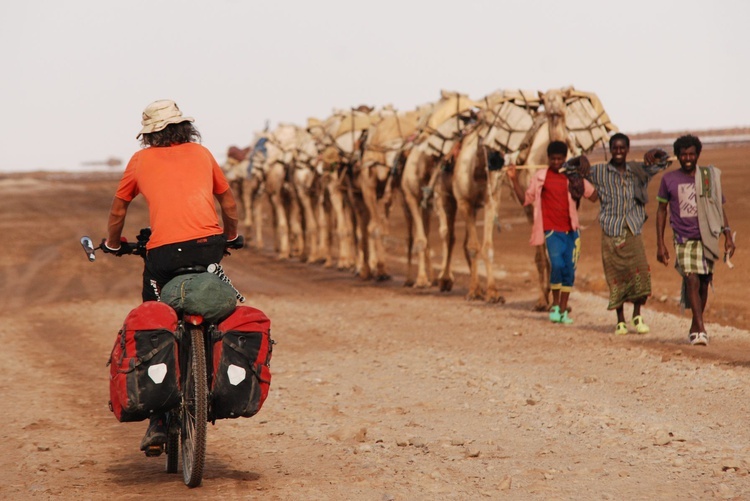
left=101, top=237, right=129, bottom=257
left=224, top=234, right=244, bottom=255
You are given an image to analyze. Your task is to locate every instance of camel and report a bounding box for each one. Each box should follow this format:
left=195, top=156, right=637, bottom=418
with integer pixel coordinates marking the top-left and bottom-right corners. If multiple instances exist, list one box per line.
left=288, top=126, right=324, bottom=263
left=221, top=146, right=253, bottom=227
left=400, top=91, right=481, bottom=288
left=307, top=112, right=361, bottom=271
left=429, top=90, right=519, bottom=301
left=221, top=142, right=270, bottom=249
left=252, top=123, right=305, bottom=260
left=354, top=108, right=422, bottom=280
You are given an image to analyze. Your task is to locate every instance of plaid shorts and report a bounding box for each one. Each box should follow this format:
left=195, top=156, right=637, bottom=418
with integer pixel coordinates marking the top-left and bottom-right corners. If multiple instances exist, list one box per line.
left=674, top=239, right=713, bottom=275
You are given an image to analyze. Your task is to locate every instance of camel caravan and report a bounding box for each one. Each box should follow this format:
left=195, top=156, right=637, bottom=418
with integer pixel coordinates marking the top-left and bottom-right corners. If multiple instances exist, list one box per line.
left=221, top=86, right=616, bottom=310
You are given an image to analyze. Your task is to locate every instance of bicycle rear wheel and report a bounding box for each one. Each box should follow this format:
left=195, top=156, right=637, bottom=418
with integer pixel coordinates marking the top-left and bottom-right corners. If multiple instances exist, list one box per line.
left=165, top=411, right=179, bottom=474
left=181, top=326, right=208, bottom=487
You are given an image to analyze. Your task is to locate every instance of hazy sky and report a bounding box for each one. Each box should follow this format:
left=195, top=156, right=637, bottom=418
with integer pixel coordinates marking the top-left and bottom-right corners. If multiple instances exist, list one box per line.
left=2, top=0, right=748, bottom=172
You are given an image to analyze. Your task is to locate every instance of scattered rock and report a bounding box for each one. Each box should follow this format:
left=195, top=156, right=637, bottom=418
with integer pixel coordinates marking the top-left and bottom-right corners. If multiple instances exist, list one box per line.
left=409, top=437, right=426, bottom=448
left=396, top=438, right=409, bottom=447
left=355, top=428, right=367, bottom=443
left=583, top=376, right=598, bottom=384
left=721, top=458, right=742, bottom=471
left=654, top=430, right=673, bottom=446
left=355, top=444, right=372, bottom=454
left=498, top=475, right=512, bottom=490
left=465, top=447, right=481, bottom=458
left=715, top=483, right=734, bottom=498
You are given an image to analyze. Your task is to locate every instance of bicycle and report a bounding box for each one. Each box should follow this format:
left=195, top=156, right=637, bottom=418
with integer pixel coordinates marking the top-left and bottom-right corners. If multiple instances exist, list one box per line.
left=80, top=229, right=245, bottom=487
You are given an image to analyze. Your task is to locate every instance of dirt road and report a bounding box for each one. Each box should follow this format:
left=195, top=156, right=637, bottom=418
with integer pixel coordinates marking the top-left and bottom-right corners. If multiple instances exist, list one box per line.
left=1, top=150, right=749, bottom=500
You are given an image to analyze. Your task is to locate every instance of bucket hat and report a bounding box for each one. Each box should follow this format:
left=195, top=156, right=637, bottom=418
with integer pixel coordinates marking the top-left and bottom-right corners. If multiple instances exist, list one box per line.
left=137, top=99, right=194, bottom=138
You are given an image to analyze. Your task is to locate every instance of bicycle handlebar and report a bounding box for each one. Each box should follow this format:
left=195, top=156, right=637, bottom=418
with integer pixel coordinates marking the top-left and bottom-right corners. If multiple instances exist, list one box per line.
left=81, top=229, right=243, bottom=262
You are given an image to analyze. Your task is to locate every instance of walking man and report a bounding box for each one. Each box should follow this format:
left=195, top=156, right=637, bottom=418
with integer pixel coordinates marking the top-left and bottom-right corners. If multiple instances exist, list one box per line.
left=577, top=133, right=669, bottom=335
left=655, top=134, right=735, bottom=345
left=508, top=141, right=597, bottom=324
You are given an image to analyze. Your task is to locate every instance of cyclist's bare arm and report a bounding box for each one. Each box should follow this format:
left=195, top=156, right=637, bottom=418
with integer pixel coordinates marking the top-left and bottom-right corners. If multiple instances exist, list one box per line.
left=215, top=189, right=239, bottom=240
left=107, top=196, right=131, bottom=248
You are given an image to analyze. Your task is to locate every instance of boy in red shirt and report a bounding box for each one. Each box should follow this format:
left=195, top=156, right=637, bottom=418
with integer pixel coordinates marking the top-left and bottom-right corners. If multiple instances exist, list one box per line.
left=507, top=141, right=597, bottom=323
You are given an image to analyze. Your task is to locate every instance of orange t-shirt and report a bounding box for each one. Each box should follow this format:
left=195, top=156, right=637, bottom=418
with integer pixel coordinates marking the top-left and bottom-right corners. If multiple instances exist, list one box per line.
left=115, top=143, right=230, bottom=249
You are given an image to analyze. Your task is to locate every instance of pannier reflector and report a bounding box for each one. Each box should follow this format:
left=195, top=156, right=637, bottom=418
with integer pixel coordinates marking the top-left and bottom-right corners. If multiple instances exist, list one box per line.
left=148, top=363, right=168, bottom=384
left=227, top=364, right=246, bottom=385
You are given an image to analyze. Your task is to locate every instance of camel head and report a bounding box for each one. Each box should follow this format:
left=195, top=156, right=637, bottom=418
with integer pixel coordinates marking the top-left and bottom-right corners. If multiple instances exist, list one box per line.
left=539, top=88, right=573, bottom=119
left=227, top=146, right=251, bottom=162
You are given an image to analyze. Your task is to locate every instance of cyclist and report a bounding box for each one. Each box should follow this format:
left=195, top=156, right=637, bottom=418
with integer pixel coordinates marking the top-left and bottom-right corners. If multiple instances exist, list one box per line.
left=103, top=99, right=239, bottom=453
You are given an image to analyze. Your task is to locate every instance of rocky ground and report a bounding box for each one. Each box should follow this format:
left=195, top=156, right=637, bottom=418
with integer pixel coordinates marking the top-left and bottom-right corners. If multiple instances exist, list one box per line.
left=1, top=142, right=749, bottom=500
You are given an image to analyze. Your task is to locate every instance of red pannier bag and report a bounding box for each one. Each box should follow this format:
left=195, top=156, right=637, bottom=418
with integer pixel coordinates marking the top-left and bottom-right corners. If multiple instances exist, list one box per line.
left=107, top=301, right=181, bottom=422
left=211, top=306, right=273, bottom=420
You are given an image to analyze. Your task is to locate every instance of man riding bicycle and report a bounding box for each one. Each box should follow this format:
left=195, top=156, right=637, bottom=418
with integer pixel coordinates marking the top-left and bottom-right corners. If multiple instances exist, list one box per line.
left=104, top=99, right=239, bottom=453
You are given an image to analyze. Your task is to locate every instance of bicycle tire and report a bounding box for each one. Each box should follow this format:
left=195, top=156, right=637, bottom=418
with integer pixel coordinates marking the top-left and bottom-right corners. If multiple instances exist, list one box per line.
left=165, top=411, right=179, bottom=474
left=181, top=325, right=208, bottom=487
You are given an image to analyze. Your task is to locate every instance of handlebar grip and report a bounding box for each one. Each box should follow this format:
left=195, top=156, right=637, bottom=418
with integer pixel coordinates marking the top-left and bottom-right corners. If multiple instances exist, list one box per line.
left=100, top=238, right=138, bottom=256
left=226, top=235, right=244, bottom=250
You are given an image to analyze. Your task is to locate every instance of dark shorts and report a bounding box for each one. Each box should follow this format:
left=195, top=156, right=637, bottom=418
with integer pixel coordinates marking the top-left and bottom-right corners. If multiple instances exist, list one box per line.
left=142, top=234, right=226, bottom=301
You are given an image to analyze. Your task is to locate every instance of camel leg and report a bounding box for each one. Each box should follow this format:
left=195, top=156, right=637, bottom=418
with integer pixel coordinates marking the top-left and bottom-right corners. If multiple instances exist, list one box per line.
left=329, top=185, right=354, bottom=270
left=435, top=187, right=457, bottom=293
left=251, top=191, right=265, bottom=250
left=483, top=171, right=505, bottom=303
left=459, top=199, right=482, bottom=300
left=362, top=177, right=390, bottom=281
left=351, top=191, right=372, bottom=280
left=295, top=185, right=310, bottom=262
left=287, top=186, right=305, bottom=260
left=401, top=194, right=416, bottom=287
left=481, top=201, right=504, bottom=304
left=297, top=182, right=319, bottom=264
left=402, top=183, right=431, bottom=288
left=317, top=189, right=334, bottom=267
left=534, top=244, right=552, bottom=311
left=241, top=179, right=252, bottom=227
left=270, top=191, right=290, bottom=260
left=522, top=204, right=550, bottom=310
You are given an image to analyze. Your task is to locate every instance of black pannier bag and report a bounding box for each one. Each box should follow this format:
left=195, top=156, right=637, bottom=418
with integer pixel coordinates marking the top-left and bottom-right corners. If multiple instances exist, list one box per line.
left=107, top=301, right=181, bottom=422
left=211, top=306, right=273, bottom=420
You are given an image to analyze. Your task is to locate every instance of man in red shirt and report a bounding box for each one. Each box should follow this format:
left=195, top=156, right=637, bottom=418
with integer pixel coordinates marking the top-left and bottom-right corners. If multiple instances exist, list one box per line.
left=104, top=99, right=239, bottom=452
left=508, top=141, right=597, bottom=324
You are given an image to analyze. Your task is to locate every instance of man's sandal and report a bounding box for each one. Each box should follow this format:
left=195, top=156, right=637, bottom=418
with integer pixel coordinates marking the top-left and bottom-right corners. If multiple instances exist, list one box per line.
left=615, top=322, right=628, bottom=336
left=689, top=332, right=709, bottom=346
left=632, top=315, right=650, bottom=334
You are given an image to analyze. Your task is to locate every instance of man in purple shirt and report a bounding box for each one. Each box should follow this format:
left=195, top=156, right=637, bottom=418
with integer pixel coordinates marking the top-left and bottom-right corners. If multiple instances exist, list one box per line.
left=656, top=134, right=735, bottom=346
